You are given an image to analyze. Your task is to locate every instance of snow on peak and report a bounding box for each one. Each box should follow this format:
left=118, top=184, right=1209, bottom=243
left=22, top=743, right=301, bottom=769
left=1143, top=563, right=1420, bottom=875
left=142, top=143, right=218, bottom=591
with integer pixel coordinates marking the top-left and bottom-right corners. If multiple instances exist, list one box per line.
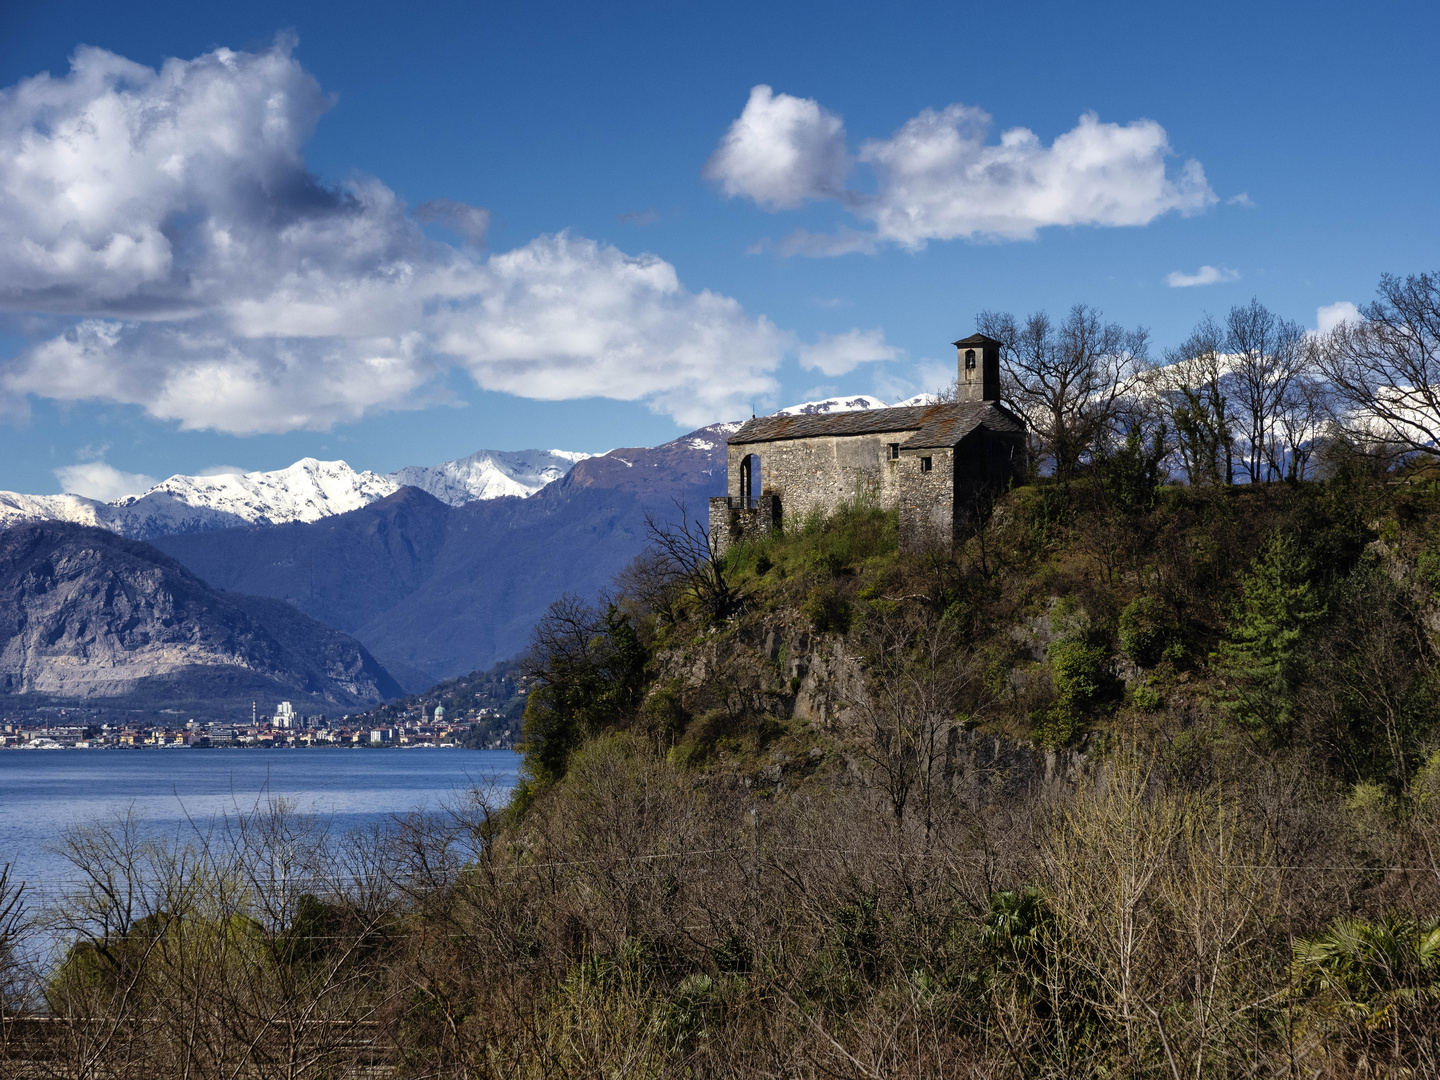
left=0, top=491, right=108, bottom=532
left=72, top=459, right=401, bottom=539
left=0, top=446, right=594, bottom=540
left=116, top=458, right=399, bottom=525
left=773, top=395, right=890, bottom=416
left=389, top=448, right=594, bottom=505
left=678, top=421, right=745, bottom=452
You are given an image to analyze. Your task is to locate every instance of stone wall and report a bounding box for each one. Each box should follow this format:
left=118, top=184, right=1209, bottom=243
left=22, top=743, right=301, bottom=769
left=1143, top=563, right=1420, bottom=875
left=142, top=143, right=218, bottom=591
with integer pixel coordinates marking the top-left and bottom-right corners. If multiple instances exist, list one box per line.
left=710, top=494, right=779, bottom=555
left=726, top=431, right=912, bottom=523
left=896, top=447, right=955, bottom=551
left=895, top=429, right=1024, bottom=551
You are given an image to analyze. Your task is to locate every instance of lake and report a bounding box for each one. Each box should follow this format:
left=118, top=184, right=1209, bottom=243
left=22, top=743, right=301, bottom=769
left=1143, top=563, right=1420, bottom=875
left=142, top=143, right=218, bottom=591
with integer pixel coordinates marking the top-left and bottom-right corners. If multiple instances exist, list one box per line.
left=0, top=748, right=522, bottom=902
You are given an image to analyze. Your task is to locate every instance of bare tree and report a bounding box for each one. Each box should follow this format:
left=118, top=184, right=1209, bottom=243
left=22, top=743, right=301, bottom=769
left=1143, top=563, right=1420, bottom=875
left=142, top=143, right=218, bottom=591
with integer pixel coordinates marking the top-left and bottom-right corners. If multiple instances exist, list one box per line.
left=642, top=499, right=737, bottom=622
left=1225, top=298, right=1307, bottom=482
left=1150, top=315, right=1235, bottom=486
left=1317, top=271, right=1440, bottom=456
left=1042, top=748, right=1186, bottom=1075
left=0, top=861, right=28, bottom=1059
left=979, top=304, right=1149, bottom=480
left=850, top=605, right=982, bottom=845
left=1275, top=351, right=1332, bottom=482
left=613, top=548, right=684, bottom=625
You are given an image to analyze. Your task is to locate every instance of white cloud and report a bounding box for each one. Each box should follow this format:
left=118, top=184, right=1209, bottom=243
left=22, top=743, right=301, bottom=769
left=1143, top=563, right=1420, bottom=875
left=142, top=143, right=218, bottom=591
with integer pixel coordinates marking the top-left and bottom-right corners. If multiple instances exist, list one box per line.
left=798, top=328, right=896, bottom=376
left=197, top=465, right=248, bottom=476
left=0, top=40, right=789, bottom=432
left=433, top=232, right=787, bottom=427
left=858, top=108, right=1215, bottom=246
left=1226, top=192, right=1256, bottom=207
left=703, top=85, right=849, bottom=210
left=54, top=461, right=157, bottom=501
left=708, top=88, right=1216, bottom=252
left=1165, top=265, right=1240, bottom=288
left=1316, top=300, right=1361, bottom=334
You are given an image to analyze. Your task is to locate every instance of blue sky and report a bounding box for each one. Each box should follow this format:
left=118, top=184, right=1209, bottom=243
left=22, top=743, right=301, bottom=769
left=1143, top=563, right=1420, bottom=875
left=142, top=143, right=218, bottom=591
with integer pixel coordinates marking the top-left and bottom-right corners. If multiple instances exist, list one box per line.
left=0, top=0, right=1435, bottom=497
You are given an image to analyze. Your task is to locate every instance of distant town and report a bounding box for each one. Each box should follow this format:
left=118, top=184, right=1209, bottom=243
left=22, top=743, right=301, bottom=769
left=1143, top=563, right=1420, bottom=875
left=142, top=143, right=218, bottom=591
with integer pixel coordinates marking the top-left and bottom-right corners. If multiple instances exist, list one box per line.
left=0, top=697, right=520, bottom=751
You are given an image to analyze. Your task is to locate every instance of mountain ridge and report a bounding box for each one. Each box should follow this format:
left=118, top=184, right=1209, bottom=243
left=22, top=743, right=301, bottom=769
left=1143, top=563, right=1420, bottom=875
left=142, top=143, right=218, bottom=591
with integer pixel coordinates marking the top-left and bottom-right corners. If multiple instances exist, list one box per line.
left=0, top=398, right=912, bottom=694
left=0, top=521, right=404, bottom=713
left=155, top=422, right=738, bottom=683
left=0, top=448, right=595, bottom=541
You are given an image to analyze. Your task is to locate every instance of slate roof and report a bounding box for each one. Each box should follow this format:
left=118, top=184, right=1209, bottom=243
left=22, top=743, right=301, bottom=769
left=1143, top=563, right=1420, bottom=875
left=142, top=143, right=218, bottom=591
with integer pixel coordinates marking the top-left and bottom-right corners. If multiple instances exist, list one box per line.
left=728, top=401, right=1024, bottom=448
left=904, top=401, right=1026, bottom=449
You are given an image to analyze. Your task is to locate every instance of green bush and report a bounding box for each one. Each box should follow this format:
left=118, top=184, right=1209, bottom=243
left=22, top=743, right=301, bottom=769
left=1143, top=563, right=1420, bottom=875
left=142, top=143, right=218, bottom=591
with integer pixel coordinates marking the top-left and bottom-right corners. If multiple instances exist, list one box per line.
left=1098, top=424, right=1168, bottom=512
left=809, top=547, right=849, bottom=576
left=1050, top=639, right=1107, bottom=710
left=1417, top=548, right=1440, bottom=596
left=1118, top=595, right=1172, bottom=667
left=1032, top=703, right=1080, bottom=749
left=640, top=681, right=689, bottom=743
left=1128, top=680, right=1162, bottom=712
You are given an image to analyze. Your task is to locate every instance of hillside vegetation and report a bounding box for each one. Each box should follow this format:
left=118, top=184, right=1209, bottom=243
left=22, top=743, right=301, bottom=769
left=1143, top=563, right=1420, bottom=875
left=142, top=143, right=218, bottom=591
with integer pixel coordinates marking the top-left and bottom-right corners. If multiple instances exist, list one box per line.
left=14, top=463, right=1440, bottom=1077
left=491, top=461, right=1440, bottom=1076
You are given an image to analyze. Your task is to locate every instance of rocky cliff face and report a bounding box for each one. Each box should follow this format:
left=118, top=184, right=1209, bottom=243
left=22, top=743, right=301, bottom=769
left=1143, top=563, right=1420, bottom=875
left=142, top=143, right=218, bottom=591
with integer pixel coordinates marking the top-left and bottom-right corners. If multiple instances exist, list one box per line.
left=655, top=611, right=1088, bottom=802
left=0, top=522, right=403, bottom=709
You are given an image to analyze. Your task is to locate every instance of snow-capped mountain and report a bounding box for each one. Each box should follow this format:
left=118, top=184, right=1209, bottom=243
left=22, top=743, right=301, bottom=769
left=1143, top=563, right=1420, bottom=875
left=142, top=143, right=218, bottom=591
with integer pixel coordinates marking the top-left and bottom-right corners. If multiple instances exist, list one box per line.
left=773, top=395, right=890, bottom=416
left=107, top=458, right=400, bottom=537
left=769, top=393, right=942, bottom=417
left=0, top=448, right=595, bottom=541
left=0, top=492, right=109, bottom=532
left=390, top=449, right=592, bottom=504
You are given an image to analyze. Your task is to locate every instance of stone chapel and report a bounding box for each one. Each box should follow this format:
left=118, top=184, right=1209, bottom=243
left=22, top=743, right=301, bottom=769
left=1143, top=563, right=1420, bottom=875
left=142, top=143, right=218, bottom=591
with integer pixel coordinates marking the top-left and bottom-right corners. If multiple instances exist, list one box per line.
left=710, top=333, right=1026, bottom=553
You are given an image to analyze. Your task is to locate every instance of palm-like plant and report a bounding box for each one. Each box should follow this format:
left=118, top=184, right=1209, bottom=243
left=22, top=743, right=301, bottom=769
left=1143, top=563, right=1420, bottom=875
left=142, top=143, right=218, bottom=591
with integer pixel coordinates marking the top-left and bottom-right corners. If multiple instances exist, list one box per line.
left=1292, top=912, right=1440, bottom=1020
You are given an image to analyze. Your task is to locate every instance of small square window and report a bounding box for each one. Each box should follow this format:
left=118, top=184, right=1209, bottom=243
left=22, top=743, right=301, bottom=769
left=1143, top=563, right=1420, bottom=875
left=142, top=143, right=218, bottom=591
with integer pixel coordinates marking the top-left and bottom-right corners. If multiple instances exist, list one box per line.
left=888, top=442, right=900, bottom=460
left=920, top=456, right=932, bottom=473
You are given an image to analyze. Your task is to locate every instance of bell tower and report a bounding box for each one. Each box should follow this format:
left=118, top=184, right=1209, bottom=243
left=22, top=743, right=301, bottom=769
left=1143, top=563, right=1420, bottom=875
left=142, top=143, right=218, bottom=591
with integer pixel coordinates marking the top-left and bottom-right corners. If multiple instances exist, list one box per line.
left=953, top=333, right=1001, bottom=403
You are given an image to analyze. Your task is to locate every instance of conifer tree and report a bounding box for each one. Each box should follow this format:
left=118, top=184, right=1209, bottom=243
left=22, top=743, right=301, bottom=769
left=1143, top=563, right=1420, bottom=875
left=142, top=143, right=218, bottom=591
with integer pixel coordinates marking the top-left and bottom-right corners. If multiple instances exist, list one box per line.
left=1215, top=532, right=1326, bottom=739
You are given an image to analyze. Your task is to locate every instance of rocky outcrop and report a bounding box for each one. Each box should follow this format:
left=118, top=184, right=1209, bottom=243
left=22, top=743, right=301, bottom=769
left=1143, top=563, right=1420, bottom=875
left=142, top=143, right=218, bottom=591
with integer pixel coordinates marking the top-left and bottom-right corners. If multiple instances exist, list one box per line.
left=656, top=612, right=1087, bottom=800
left=0, top=522, right=403, bottom=709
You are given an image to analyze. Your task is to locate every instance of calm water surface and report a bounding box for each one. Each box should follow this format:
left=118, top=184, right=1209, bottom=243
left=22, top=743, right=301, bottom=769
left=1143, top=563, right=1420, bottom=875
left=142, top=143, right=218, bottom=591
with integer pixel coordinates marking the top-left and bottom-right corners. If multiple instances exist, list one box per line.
left=0, top=748, right=521, bottom=893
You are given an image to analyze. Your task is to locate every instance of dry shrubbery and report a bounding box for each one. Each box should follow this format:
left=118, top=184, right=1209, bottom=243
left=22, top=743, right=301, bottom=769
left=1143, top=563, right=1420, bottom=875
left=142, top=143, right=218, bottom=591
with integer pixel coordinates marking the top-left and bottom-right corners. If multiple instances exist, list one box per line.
left=7, top=733, right=1440, bottom=1078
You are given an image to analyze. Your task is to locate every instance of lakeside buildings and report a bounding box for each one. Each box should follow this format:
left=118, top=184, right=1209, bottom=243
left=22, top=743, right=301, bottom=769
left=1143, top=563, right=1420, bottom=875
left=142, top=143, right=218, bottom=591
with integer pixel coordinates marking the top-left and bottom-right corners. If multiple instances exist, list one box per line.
left=0, top=705, right=517, bottom=750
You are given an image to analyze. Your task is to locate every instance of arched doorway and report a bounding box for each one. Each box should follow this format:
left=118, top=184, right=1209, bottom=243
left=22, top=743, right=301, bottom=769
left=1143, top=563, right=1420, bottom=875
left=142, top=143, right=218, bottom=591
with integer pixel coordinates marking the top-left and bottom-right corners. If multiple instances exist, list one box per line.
left=739, top=453, right=760, bottom=507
